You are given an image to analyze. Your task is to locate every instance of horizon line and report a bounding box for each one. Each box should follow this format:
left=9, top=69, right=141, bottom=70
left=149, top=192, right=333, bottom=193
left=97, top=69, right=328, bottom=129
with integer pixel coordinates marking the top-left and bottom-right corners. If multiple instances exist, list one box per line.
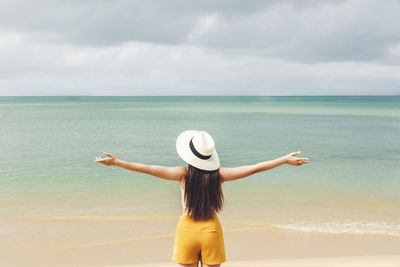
left=0, top=95, right=399, bottom=97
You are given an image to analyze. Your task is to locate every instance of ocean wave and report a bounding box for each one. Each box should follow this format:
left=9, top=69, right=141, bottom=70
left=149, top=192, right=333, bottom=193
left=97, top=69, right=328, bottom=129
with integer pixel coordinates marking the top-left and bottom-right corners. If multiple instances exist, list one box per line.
left=273, top=221, right=400, bottom=237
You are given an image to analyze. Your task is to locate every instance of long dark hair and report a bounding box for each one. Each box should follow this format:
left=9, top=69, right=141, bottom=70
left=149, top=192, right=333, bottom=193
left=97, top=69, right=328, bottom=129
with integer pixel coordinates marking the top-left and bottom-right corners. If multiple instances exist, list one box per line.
left=183, top=164, right=224, bottom=221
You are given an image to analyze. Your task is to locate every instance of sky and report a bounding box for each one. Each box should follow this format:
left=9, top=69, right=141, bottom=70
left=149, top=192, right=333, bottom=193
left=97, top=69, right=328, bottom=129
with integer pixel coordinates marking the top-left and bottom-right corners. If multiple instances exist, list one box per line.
left=0, top=0, right=400, bottom=96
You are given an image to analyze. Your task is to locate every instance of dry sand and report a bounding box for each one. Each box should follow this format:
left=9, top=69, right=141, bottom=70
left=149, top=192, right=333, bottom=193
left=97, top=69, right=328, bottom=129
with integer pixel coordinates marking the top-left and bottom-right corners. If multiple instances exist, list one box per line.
left=122, top=255, right=400, bottom=267
left=1, top=228, right=400, bottom=266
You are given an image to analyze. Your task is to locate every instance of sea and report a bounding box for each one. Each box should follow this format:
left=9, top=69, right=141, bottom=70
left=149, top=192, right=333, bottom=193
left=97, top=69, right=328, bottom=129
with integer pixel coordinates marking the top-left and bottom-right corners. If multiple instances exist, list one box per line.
left=1, top=96, right=399, bottom=256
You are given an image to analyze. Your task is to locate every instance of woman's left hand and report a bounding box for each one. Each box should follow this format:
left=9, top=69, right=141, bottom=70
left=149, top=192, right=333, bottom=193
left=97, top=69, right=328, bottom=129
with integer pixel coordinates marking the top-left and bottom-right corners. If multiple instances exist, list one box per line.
left=94, top=152, right=118, bottom=166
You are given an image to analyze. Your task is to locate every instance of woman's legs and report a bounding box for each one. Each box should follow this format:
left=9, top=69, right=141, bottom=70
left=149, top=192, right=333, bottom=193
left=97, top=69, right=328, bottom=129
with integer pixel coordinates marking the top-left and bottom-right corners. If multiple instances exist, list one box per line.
left=178, top=261, right=221, bottom=267
left=178, top=263, right=198, bottom=267
left=200, top=263, right=220, bottom=267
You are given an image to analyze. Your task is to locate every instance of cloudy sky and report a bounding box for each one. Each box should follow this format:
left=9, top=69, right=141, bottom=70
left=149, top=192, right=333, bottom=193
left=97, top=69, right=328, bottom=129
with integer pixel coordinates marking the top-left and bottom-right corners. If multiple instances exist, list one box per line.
left=1, top=0, right=400, bottom=96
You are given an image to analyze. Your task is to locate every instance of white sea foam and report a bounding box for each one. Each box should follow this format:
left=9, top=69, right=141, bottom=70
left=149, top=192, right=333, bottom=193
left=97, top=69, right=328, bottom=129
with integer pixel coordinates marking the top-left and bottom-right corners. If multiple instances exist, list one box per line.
left=273, top=221, right=400, bottom=237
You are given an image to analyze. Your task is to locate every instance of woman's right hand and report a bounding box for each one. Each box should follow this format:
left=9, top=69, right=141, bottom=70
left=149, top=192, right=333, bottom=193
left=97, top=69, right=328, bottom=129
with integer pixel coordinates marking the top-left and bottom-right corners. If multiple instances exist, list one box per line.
left=285, top=151, right=309, bottom=166
left=94, top=152, right=118, bottom=166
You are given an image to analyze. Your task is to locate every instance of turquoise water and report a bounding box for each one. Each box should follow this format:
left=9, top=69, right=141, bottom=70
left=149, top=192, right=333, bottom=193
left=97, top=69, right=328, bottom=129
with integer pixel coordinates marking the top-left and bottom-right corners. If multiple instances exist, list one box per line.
left=1, top=96, right=400, bottom=238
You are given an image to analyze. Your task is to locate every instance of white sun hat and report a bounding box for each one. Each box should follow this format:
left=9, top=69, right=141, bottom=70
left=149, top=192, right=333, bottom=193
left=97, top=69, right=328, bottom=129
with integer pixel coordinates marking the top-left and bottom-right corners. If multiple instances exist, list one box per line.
left=176, top=130, right=220, bottom=171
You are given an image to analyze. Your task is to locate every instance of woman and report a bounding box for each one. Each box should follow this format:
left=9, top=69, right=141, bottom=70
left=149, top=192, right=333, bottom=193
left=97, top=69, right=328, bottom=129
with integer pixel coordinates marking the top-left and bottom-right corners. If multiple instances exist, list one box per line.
left=94, top=130, right=309, bottom=267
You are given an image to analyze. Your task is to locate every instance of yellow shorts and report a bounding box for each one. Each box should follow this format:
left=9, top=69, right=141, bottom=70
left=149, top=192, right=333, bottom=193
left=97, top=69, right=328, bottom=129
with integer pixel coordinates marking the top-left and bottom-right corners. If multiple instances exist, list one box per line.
left=172, top=214, right=226, bottom=265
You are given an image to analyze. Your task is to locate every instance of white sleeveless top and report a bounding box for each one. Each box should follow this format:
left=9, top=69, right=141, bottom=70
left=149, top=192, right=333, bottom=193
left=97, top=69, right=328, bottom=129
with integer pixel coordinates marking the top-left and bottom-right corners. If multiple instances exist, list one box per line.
left=180, top=185, right=188, bottom=215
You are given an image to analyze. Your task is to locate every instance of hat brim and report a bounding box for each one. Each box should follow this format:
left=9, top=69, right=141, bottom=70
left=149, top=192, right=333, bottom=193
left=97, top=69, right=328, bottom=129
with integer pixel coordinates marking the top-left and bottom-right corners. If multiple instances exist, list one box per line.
left=176, top=130, right=220, bottom=171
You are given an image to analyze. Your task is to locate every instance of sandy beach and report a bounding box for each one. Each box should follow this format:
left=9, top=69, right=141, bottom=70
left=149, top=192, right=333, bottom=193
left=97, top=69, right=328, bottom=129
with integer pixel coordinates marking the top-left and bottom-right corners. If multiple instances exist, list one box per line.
left=2, top=227, right=400, bottom=266
left=125, top=255, right=400, bottom=267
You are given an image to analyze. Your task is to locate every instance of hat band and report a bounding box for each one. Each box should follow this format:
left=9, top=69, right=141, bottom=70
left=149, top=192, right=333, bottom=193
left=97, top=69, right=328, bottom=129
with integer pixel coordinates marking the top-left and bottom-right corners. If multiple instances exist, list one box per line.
left=189, top=137, right=212, bottom=160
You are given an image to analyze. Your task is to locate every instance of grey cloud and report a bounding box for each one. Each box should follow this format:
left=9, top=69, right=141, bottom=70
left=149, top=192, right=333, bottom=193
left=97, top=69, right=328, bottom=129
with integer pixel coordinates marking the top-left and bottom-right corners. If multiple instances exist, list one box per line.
left=2, top=0, right=399, bottom=63
left=1, top=0, right=398, bottom=62
left=0, top=0, right=400, bottom=96
left=0, top=0, right=276, bottom=45
left=187, top=0, right=400, bottom=63
left=2, top=0, right=387, bottom=64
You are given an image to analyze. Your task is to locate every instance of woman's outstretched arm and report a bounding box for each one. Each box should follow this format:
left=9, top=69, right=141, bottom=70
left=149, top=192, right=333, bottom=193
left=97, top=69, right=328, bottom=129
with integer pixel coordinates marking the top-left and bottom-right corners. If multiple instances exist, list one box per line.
left=94, top=152, right=185, bottom=182
left=220, top=151, right=309, bottom=183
